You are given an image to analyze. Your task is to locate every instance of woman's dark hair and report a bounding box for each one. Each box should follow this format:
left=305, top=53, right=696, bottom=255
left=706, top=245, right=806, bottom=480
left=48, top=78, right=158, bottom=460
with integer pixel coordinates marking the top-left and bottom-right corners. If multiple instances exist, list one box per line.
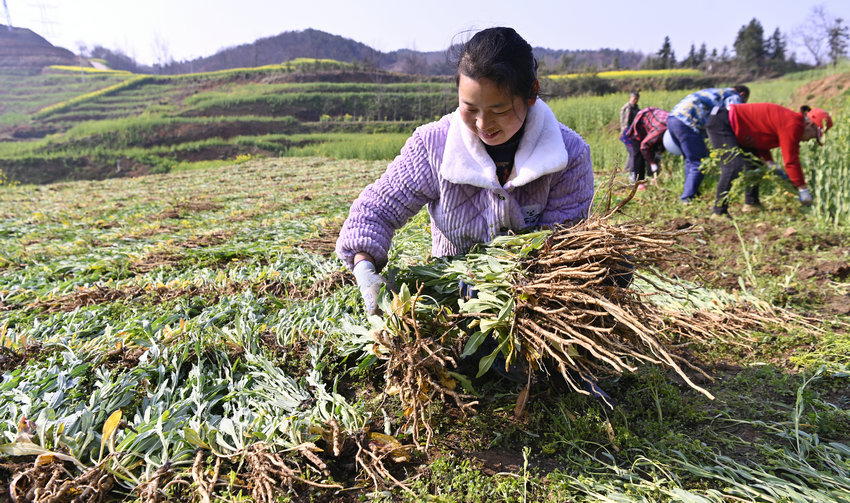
left=454, top=27, right=538, bottom=100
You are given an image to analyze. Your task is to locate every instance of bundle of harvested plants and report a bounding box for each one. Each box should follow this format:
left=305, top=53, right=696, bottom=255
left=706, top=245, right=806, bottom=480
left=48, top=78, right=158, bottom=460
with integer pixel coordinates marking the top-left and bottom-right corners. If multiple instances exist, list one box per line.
left=370, top=185, right=788, bottom=445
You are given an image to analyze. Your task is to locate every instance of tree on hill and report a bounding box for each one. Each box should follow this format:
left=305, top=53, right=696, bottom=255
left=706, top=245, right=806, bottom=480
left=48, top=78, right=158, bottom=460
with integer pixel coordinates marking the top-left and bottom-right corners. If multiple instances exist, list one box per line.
left=734, top=18, right=766, bottom=72
left=89, top=45, right=145, bottom=73
left=795, top=5, right=848, bottom=66
left=698, top=43, right=707, bottom=65
left=681, top=43, right=707, bottom=68
left=766, top=28, right=786, bottom=61
left=827, top=17, right=849, bottom=66
left=643, top=36, right=676, bottom=69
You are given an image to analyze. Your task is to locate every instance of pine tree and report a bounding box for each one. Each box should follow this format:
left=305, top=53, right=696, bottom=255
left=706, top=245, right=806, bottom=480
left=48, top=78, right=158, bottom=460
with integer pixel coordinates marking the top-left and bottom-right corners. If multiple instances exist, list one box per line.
left=697, top=43, right=708, bottom=65
left=828, top=18, right=849, bottom=66
left=766, top=28, right=786, bottom=61
left=682, top=43, right=698, bottom=68
left=734, top=18, right=766, bottom=72
left=656, top=36, right=676, bottom=69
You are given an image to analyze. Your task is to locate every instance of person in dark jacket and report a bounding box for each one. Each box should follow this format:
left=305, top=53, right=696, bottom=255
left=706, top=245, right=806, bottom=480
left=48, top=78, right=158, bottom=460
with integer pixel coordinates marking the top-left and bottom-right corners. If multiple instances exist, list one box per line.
left=620, top=91, right=640, bottom=133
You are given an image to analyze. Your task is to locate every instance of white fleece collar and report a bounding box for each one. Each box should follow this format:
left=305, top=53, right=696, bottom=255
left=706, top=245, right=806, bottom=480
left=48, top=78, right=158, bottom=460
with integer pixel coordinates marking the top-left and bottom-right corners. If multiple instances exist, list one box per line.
left=440, top=99, right=569, bottom=189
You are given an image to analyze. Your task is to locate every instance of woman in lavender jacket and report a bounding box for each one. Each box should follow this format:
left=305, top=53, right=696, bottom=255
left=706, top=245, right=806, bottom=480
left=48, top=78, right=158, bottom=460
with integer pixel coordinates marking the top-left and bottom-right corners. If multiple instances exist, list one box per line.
left=336, top=27, right=595, bottom=314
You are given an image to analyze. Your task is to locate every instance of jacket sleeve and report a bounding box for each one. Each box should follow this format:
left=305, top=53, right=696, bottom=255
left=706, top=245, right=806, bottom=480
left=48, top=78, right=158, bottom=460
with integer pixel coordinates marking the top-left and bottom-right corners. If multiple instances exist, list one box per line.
left=779, top=129, right=805, bottom=187
left=723, top=93, right=742, bottom=107
left=335, top=130, right=440, bottom=271
left=619, top=105, right=630, bottom=132
left=538, top=127, right=594, bottom=227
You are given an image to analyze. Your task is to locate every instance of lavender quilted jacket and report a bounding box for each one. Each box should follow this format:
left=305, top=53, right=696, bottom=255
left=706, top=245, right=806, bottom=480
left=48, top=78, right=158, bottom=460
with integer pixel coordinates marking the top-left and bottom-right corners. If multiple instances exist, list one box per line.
left=336, top=100, right=594, bottom=271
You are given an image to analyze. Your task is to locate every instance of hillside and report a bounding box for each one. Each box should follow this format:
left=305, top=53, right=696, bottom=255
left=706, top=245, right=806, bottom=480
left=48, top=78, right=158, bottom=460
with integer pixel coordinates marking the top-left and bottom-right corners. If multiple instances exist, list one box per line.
left=107, top=28, right=645, bottom=76
left=0, top=24, right=77, bottom=73
left=2, top=24, right=647, bottom=76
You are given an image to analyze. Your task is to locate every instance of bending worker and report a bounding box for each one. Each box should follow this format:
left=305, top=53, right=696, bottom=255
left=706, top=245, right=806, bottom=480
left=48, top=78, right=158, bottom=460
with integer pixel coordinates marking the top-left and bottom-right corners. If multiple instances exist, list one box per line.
left=666, top=86, right=750, bottom=202
left=624, top=106, right=669, bottom=188
left=705, top=103, right=833, bottom=217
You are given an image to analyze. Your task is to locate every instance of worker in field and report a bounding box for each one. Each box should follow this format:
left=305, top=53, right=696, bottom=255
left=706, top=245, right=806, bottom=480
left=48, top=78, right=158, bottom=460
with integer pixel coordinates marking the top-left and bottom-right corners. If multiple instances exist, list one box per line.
left=336, top=26, right=594, bottom=316
left=618, top=91, right=641, bottom=186
left=705, top=103, right=833, bottom=217
left=623, top=106, right=669, bottom=189
left=666, top=86, right=750, bottom=203
left=620, top=91, right=640, bottom=134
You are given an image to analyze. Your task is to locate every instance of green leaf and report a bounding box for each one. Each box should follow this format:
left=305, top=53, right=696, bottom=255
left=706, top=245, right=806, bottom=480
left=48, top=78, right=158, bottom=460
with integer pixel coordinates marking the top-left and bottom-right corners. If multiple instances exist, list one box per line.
left=461, top=330, right=487, bottom=357
left=447, top=371, right=478, bottom=396
left=667, top=489, right=714, bottom=503
left=183, top=427, right=209, bottom=449
left=476, top=344, right=502, bottom=378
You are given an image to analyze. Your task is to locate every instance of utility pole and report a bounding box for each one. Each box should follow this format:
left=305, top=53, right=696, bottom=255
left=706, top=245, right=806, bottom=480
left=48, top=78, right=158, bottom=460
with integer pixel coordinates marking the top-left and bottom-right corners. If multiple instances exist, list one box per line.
left=3, top=0, right=12, bottom=31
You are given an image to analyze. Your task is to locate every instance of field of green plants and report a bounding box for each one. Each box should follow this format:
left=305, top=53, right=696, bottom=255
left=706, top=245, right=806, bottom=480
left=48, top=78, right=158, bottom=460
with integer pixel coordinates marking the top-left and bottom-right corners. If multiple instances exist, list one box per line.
left=0, top=62, right=848, bottom=501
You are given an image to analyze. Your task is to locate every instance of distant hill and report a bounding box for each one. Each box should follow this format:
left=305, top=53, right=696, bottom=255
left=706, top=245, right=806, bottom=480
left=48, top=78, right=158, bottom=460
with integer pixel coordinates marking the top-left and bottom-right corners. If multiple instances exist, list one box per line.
left=114, top=28, right=646, bottom=76
left=0, top=24, right=77, bottom=74
left=3, top=25, right=647, bottom=76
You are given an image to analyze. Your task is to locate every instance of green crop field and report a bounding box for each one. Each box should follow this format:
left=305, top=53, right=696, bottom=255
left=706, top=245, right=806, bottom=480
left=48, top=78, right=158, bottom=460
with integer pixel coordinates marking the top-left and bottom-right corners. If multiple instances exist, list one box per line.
left=0, top=62, right=848, bottom=502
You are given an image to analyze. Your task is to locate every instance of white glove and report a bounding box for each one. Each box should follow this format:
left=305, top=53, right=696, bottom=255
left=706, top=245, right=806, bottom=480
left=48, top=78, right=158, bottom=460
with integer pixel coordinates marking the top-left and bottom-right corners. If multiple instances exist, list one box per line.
left=650, top=163, right=659, bottom=175
left=353, top=260, right=386, bottom=315
left=798, top=187, right=813, bottom=206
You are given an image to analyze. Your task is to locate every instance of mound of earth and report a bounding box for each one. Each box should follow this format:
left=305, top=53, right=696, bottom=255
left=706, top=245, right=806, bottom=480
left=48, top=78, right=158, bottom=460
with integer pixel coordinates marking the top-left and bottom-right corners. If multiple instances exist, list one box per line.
left=792, top=72, right=850, bottom=108
left=0, top=24, right=76, bottom=73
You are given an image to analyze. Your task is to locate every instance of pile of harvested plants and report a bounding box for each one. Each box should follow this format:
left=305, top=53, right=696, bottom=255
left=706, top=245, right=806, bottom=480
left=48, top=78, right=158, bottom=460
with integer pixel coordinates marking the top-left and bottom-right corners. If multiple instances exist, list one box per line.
left=371, top=185, right=790, bottom=446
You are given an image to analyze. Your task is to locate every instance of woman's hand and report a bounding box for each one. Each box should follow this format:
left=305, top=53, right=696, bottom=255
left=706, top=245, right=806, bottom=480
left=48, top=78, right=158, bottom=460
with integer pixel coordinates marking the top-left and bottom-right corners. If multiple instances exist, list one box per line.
left=352, top=259, right=387, bottom=315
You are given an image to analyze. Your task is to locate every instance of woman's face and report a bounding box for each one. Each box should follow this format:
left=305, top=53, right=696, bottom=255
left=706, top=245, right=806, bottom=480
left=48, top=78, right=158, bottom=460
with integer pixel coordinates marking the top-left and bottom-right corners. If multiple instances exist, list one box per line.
left=458, top=74, right=535, bottom=146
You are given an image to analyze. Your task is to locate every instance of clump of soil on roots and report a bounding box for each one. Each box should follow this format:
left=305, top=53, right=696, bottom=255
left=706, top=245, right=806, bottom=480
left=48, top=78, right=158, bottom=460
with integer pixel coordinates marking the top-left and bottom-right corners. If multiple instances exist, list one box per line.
left=10, top=461, right=113, bottom=503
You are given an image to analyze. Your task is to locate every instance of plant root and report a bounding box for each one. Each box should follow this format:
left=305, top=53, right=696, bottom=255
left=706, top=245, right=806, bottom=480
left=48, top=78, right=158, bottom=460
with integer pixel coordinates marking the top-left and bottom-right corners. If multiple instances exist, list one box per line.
left=244, top=443, right=342, bottom=503
left=9, top=459, right=113, bottom=503
left=373, top=288, right=478, bottom=449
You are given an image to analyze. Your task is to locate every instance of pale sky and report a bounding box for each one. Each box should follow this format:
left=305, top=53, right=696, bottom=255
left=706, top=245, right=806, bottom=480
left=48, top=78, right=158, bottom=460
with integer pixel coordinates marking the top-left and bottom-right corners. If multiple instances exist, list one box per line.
left=6, top=0, right=850, bottom=66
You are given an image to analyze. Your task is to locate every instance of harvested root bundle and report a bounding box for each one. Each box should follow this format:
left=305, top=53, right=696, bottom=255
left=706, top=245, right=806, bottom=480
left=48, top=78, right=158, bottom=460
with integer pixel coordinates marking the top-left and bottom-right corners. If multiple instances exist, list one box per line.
left=508, top=218, right=714, bottom=400
left=370, top=289, right=478, bottom=448
left=373, top=196, right=791, bottom=441
left=9, top=461, right=113, bottom=503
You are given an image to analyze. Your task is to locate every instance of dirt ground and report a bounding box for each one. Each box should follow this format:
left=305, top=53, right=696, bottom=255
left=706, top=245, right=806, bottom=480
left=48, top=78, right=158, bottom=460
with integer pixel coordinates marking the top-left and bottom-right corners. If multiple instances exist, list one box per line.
left=792, top=72, right=850, bottom=108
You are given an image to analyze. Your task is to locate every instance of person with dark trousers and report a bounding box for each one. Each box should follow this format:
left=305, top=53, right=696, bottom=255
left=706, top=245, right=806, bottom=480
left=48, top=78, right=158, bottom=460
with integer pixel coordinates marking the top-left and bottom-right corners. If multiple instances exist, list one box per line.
left=624, top=106, right=669, bottom=187
left=705, top=103, right=833, bottom=217
left=667, top=86, right=750, bottom=202
left=619, top=92, right=640, bottom=184
left=620, top=91, right=640, bottom=133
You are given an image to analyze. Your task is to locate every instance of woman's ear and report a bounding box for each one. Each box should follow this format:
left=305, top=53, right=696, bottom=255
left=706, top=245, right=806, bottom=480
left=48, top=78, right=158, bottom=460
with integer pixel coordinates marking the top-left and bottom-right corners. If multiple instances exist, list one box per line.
left=528, top=80, right=539, bottom=106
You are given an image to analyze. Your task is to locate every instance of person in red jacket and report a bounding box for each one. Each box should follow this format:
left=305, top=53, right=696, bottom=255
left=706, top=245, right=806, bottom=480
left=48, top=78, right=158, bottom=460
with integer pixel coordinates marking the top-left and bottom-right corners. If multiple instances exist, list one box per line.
left=705, top=103, right=833, bottom=216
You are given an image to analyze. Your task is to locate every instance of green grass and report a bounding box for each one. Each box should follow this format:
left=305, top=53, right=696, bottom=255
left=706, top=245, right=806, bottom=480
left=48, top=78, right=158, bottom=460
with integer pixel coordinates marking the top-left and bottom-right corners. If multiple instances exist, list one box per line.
left=282, top=132, right=409, bottom=160
left=1, top=64, right=849, bottom=500
left=0, top=148, right=847, bottom=501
